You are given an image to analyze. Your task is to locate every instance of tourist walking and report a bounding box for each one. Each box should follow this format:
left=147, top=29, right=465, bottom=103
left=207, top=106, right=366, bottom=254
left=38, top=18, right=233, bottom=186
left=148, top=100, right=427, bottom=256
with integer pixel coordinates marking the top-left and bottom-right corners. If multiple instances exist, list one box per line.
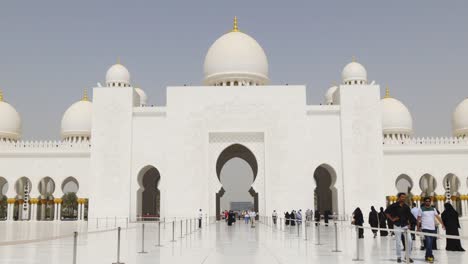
left=244, top=211, right=250, bottom=224
left=285, top=212, right=290, bottom=226
left=378, top=207, right=389, bottom=237
left=198, top=209, right=203, bottom=228
left=272, top=210, right=278, bottom=225
left=314, top=210, right=320, bottom=226
left=290, top=210, right=296, bottom=226
left=385, top=192, right=415, bottom=263
left=441, top=203, right=465, bottom=251
left=227, top=210, right=235, bottom=226
left=369, top=206, right=379, bottom=238
left=417, top=197, right=445, bottom=263
left=324, top=210, right=330, bottom=226
left=249, top=210, right=256, bottom=228
left=296, top=209, right=303, bottom=226
left=352, top=207, right=364, bottom=239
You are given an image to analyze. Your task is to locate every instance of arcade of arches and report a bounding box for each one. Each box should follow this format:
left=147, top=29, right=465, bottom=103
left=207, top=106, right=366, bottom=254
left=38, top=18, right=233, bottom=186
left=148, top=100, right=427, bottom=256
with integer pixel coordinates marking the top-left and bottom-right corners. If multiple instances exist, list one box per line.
left=0, top=176, right=87, bottom=221
left=393, top=173, right=468, bottom=217
left=216, top=144, right=258, bottom=220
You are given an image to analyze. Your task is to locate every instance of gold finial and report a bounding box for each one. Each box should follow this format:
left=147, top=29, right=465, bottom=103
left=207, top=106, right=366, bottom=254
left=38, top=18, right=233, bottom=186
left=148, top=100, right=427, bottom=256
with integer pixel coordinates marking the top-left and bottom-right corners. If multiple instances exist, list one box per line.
left=0, top=89, right=3, bottom=102
left=82, top=88, right=89, bottom=101
left=117, top=57, right=121, bottom=65
left=232, top=16, right=239, bottom=32
left=352, top=56, right=356, bottom=62
left=384, top=86, right=391, bottom=98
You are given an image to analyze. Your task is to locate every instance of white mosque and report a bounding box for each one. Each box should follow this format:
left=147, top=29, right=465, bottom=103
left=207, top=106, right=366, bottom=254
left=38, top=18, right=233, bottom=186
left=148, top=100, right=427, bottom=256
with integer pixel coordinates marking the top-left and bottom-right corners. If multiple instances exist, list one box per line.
left=1, top=17, right=468, bottom=222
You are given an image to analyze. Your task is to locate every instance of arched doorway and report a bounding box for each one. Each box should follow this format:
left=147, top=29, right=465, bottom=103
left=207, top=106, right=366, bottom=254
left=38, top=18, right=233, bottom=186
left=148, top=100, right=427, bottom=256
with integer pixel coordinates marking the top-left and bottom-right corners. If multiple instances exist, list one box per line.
left=61, top=177, right=79, bottom=220
left=215, top=144, right=258, bottom=220
left=37, top=177, right=55, bottom=221
left=14, top=177, right=32, bottom=221
left=0, top=177, right=8, bottom=220
left=395, top=174, right=414, bottom=204
left=419, top=174, right=437, bottom=198
left=443, top=174, right=462, bottom=214
left=313, top=164, right=337, bottom=215
left=137, top=166, right=161, bottom=220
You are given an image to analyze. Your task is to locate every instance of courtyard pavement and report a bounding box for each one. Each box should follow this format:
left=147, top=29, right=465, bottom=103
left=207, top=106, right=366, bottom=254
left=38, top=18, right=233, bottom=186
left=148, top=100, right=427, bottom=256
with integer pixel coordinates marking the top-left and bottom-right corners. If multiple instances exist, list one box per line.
left=0, top=218, right=467, bottom=263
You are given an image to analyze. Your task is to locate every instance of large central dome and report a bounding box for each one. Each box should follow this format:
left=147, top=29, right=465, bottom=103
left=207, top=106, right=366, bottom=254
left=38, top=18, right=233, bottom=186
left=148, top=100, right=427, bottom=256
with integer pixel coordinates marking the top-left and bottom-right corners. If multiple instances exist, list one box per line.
left=203, top=17, right=269, bottom=86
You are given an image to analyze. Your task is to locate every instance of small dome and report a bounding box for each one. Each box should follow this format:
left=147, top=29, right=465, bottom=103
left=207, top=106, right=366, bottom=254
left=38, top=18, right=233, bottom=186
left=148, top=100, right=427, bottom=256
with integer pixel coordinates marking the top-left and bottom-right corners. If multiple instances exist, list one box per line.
left=134, top=87, right=147, bottom=105
left=106, top=62, right=131, bottom=87
left=381, top=89, right=413, bottom=137
left=342, top=58, right=367, bottom=85
left=325, top=85, right=338, bottom=105
left=61, top=91, right=92, bottom=140
left=0, top=91, right=21, bottom=141
left=452, top=98, right=468, bottom=137
left=204, top=17, right=269, bottom=86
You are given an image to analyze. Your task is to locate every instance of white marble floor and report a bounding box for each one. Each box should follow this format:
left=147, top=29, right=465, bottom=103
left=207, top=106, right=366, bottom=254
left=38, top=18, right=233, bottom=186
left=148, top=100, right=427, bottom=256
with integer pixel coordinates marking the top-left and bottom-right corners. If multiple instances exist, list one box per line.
left=0, top=219, right=467, bottom=263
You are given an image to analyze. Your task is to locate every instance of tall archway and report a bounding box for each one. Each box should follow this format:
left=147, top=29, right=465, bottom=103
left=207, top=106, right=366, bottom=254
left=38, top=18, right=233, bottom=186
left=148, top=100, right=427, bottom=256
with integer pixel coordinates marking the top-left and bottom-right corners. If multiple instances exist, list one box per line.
left=61, top=177, right=79, bottom=220
left=443, top=174, right=462, bottom=214
left=313, top=164, right=337, bottom=214
left=37, top=177, right=55, bottom=221
left=137, top=166, right=161, bottom=220
left=395, top=174, right=414, bottom=203
left=215, top=144, right=258, bottom=220
left=0, top=177, right=8, bottom=220
left=14, top=177, right=32, bottom=221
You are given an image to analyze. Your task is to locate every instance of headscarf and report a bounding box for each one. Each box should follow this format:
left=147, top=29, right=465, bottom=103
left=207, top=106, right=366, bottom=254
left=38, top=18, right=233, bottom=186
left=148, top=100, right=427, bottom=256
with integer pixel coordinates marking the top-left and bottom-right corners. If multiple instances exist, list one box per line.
left=442, top=202, right=458, bottom=218
left=371, top=206, right=377, bottom=212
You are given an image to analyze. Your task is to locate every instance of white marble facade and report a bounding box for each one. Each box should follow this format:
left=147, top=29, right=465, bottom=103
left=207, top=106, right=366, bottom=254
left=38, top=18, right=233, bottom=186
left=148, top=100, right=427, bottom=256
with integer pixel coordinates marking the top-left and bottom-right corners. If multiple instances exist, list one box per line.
left=1, top=17, right=468, bottom=223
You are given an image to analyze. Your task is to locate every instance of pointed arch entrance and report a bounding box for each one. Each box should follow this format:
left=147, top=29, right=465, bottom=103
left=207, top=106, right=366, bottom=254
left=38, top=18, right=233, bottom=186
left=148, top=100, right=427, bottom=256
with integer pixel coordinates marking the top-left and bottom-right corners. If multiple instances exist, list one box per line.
left=313, top=164, right=337, bottom=214
left=137, top=166, right=161, bottom=220
left=215, top=144, right=258, bottom=220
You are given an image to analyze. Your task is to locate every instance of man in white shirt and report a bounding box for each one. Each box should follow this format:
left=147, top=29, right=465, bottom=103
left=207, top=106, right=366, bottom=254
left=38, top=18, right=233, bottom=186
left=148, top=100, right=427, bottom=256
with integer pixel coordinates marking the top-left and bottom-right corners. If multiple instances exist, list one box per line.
left=417, top=197, right=445, bottom=263
left=272, top=210, right=278, bottom=225
left=249, top=210, right=256, bottom=228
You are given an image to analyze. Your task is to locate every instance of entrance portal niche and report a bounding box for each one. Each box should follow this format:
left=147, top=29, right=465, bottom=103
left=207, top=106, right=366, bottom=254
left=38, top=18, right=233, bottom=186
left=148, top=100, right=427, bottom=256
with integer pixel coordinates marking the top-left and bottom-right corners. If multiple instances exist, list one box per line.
left=395, top=174, right=414, bottom=203
left=137, top=166, right=161, bottom=220
left=313, top=164, right=337, bottom=215
left=215, top=144, right=258, bottom=220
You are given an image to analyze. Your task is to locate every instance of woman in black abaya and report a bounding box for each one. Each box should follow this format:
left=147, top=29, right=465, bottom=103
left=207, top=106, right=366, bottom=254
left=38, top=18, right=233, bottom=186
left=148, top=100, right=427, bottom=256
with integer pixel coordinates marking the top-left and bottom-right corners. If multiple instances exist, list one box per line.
left=368, top=206, right=379, bottom=238
left=285, top=212, right=290, bottom=226
left=290, top=210, right=296, bottom=226
left=441, top=203, right=465, bottom=251
left=352, top=207, right=364, bottom=239
left=378, top=207, right=388, bottom=236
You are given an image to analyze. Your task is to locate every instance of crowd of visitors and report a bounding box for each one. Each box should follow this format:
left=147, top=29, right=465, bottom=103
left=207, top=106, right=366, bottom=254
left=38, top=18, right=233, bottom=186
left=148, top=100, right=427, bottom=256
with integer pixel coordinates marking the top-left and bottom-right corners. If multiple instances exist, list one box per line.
left=348, top=192, right=466, bottom=263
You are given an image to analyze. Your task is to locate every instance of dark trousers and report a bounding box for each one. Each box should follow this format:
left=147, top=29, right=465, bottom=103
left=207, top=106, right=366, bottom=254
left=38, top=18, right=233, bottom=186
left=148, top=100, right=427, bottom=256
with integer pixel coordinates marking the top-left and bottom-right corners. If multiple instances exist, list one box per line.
left=423, top=229, right=436, bottom=258
left=198, top=219, right=202, bottom=228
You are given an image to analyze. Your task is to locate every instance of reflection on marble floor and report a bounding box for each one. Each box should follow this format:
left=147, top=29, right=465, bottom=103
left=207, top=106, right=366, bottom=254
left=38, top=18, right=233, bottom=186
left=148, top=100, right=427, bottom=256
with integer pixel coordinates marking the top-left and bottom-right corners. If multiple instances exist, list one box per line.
left=0, top=219, right=467, bottom=263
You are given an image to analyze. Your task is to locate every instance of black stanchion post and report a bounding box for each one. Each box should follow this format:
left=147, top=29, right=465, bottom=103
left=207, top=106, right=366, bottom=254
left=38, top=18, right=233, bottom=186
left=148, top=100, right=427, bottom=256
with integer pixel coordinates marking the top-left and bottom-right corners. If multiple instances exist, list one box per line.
left=112, top=227, right=124, bottom=264
left=72, top=232, right=78, bottom=264
left=138, top=224, right=147, bottom=254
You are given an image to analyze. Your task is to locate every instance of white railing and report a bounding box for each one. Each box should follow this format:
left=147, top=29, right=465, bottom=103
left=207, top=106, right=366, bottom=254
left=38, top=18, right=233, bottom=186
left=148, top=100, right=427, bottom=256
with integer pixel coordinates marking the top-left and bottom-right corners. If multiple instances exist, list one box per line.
left=383, top=136, right=468, bottom=145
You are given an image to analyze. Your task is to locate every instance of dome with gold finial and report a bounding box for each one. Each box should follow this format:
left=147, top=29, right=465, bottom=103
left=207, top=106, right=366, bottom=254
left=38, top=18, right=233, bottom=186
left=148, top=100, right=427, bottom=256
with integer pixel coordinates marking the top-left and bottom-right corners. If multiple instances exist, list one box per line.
left=342, top=57, right=368, bottom=85
left=105, top=58, right=131, bottom=87
left=61, top=89, right=93, bottom=141
left=0, top=90, right=22, bottom=141
left=381, top=87, right=413, bottom=138
left=203, top=17, right=269, bottom=86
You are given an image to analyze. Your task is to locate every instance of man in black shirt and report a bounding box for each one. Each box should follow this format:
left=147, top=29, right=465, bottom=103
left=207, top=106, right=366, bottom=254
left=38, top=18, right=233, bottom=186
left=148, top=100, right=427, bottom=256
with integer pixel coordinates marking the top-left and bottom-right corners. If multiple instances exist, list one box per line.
left=385, top=193, right=415, bottom=263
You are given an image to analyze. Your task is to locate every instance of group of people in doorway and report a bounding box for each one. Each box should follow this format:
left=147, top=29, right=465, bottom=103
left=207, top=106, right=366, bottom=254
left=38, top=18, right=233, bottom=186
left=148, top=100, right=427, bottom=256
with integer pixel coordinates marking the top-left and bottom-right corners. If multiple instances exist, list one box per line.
left=270, top=209, right=334, bottom=226
left=352, top=193, right=465, bottom=263
left=222, top=209, right=257, bottom=228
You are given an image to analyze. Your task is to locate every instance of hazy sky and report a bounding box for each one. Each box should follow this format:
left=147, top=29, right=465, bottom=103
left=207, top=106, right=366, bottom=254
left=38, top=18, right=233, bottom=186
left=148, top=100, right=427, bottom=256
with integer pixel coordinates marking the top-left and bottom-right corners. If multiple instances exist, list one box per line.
left=1, top=0, right=467, bottom=139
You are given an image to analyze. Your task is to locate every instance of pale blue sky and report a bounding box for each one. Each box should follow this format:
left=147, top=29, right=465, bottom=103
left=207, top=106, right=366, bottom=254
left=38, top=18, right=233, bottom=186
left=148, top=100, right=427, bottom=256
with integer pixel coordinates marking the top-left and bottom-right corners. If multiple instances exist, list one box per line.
left=0, top=0, right=467, bottom=139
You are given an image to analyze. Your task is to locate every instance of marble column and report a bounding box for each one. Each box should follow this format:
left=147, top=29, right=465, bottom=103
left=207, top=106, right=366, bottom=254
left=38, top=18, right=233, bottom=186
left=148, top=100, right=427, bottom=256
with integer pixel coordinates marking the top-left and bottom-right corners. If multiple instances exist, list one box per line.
left=57, top=203, right=61, bottom=221
left=77, top=202, right=82, bottom=221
